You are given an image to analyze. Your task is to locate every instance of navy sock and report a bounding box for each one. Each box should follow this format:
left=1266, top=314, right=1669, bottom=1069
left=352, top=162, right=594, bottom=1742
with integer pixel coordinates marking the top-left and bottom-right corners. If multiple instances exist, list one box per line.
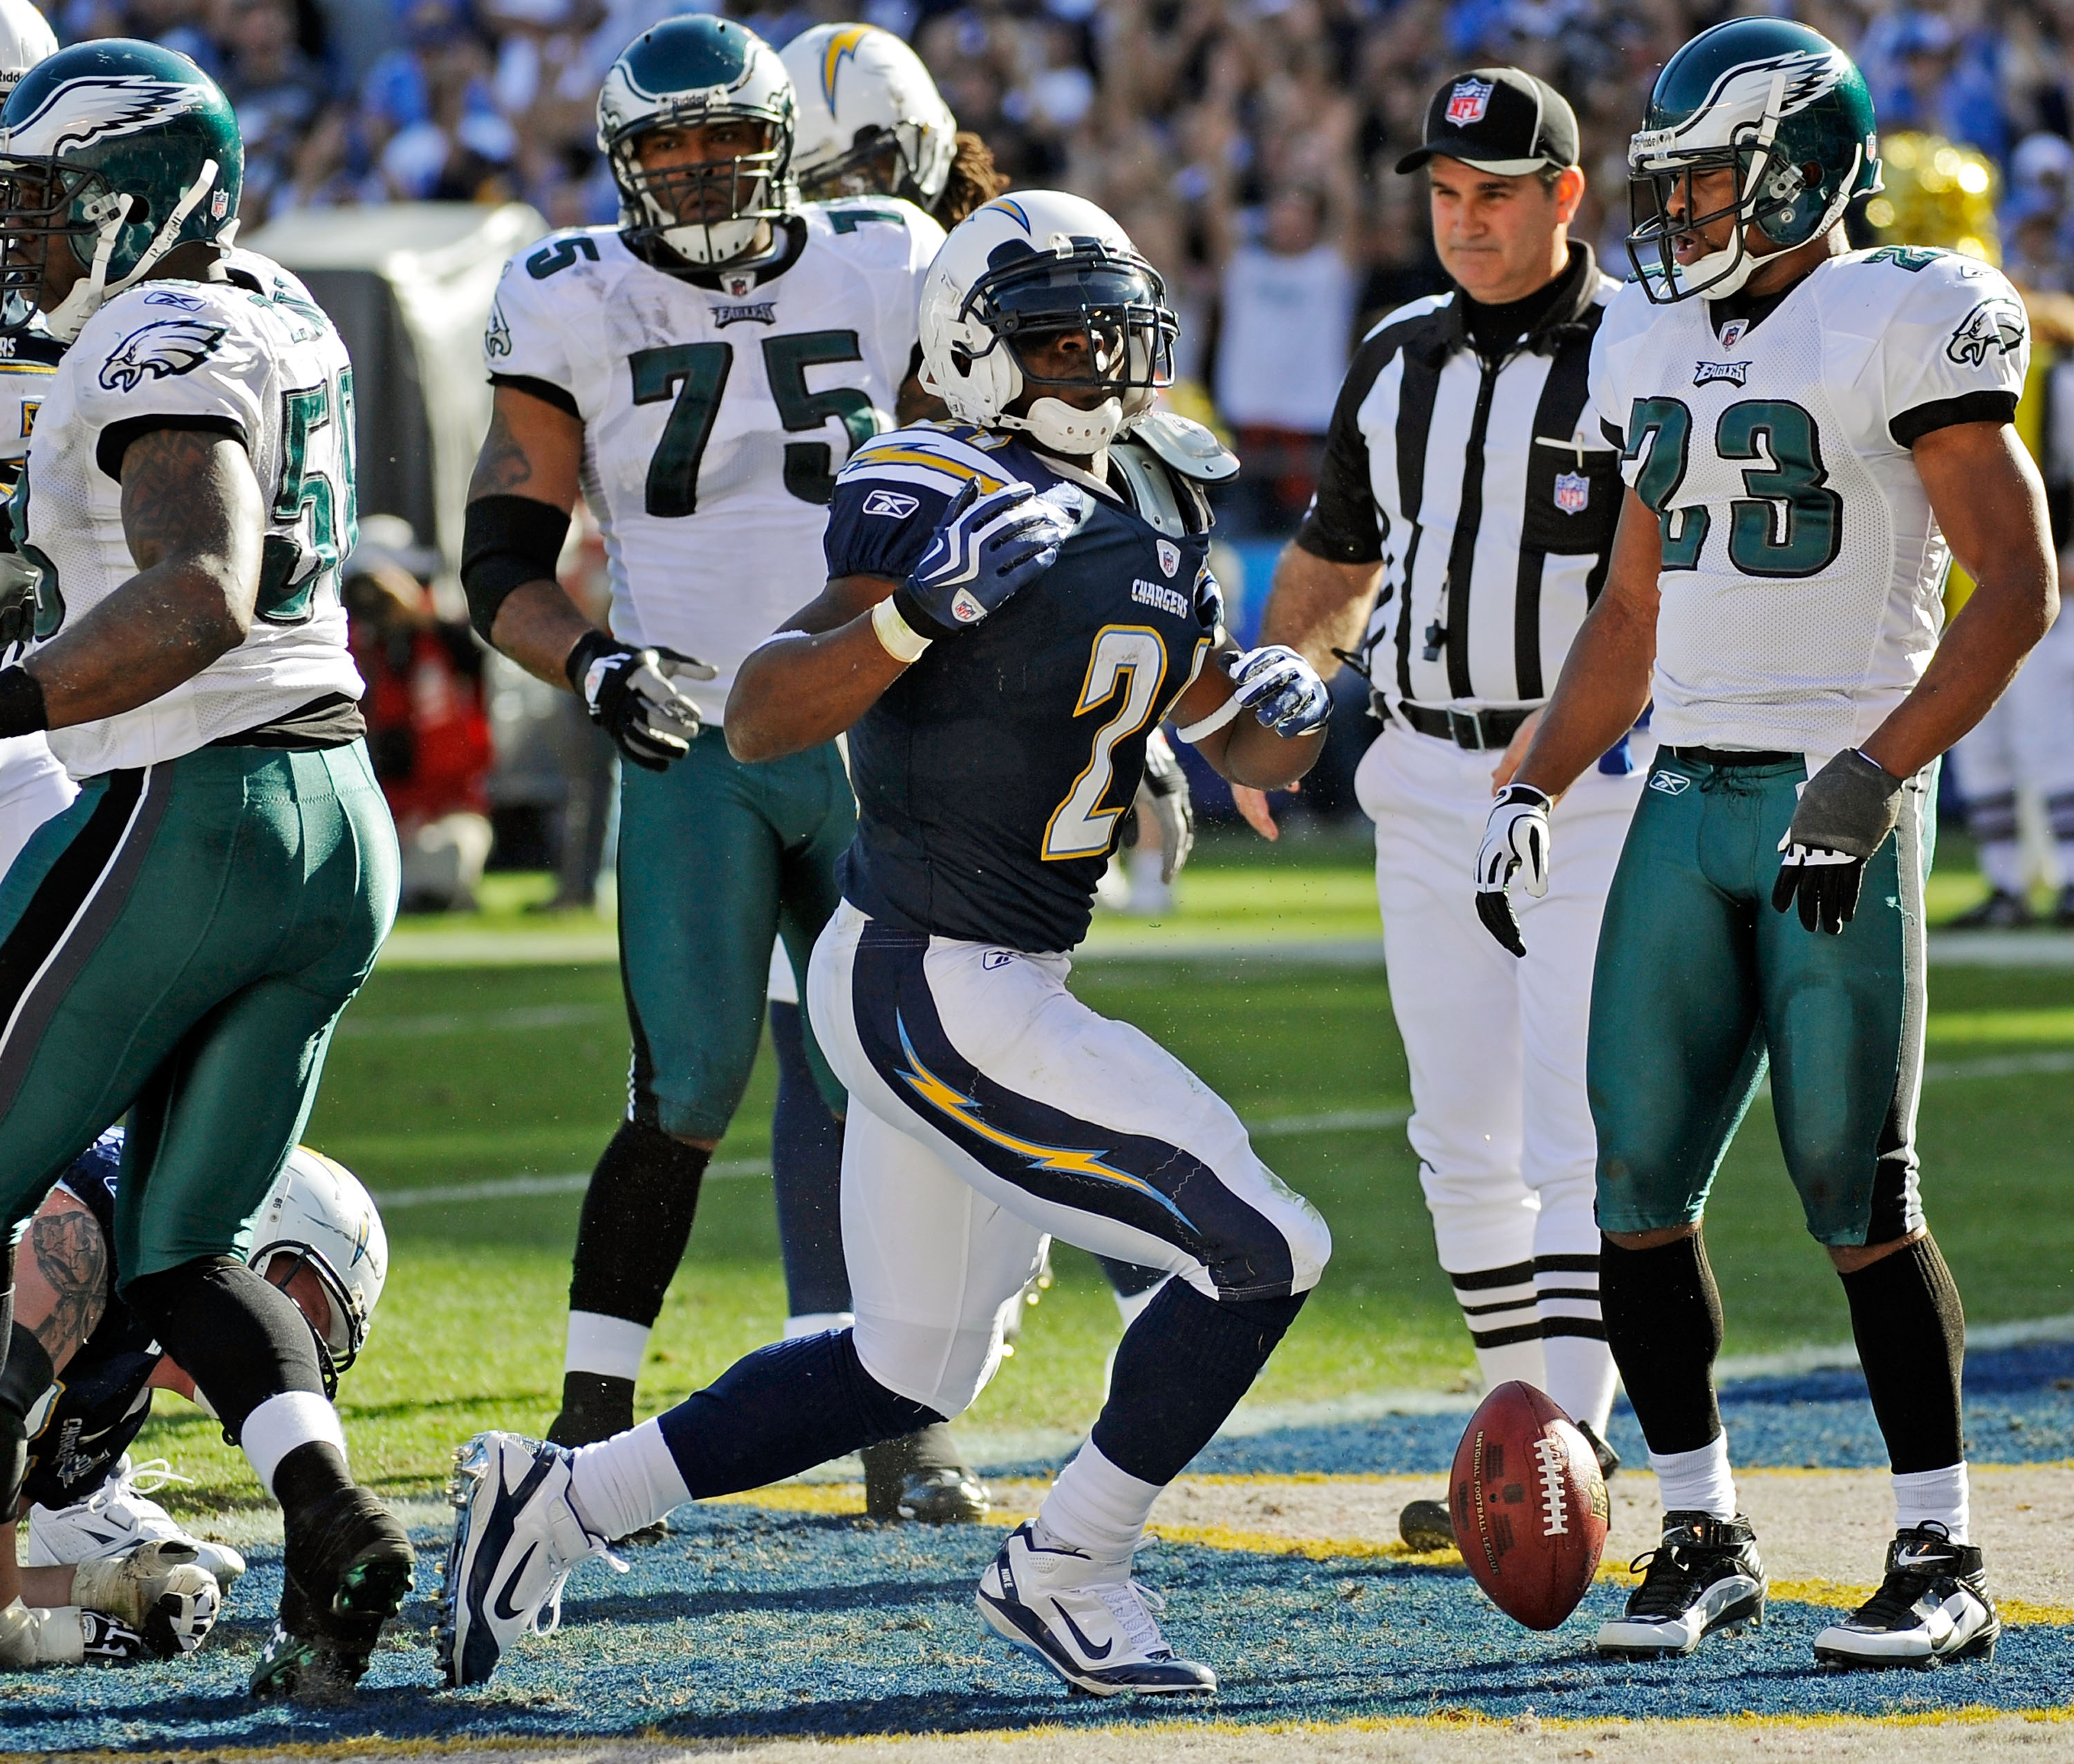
left=1094, top=1255, right=1168, bottom=1300
left=1842, top=1234, right=1965, bottom=1474
left=1602, top=1232, right=1724, bottom=1454
left=568, top=1120, right=708, bottom=1326
left=769, top=1000, right=852, bottom=1318
left=1091, top=1278, right=1306, bottom=1485
left=654, top=1328, right=942, bottom=1499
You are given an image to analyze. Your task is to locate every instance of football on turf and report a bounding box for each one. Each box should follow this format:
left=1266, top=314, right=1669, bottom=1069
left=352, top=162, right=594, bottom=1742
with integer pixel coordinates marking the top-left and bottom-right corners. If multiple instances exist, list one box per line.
left=1448, top=1381, right=1609, bottom=1629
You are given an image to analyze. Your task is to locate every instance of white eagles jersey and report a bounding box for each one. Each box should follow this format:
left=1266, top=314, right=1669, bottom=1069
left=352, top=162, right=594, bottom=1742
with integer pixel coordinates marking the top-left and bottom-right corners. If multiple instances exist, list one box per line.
left=484, top=198, right=945, bottom=725
left=1591, top=247, right=2029, bottom=758
left=19, top=249, right=364, bottom=778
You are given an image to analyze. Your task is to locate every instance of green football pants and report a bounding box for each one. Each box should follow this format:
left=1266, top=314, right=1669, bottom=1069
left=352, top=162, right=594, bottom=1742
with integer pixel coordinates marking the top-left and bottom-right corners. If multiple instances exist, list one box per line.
left=1588, top=749, right=1932, bottom=1248
left=617, top=734, right=852, bottom=1141
left=0, top=743, right=398, bottom=1282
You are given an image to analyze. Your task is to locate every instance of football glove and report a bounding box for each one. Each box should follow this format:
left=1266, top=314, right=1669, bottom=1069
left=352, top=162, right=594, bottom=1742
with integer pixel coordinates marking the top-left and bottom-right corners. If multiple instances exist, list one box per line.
left=565, top=631, right=715, bottom=773
left=0, top=552, right=36, bottom=654
left=1227, top=644, right=1332, bottom=738
left=1135, top=728, right=1194, bottom=883
left=891, top=479, right=1085, bottom=641
left=1771, top=748, right=1903, bottom=935
left=1475, top=783, right=1553, bottom=958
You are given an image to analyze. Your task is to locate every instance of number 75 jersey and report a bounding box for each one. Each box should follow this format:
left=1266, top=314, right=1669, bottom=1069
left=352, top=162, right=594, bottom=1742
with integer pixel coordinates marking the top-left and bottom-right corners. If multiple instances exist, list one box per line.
left=485, top=200, right=944, bottom=728
left=19, top=250, right=364, bottom=778
left=1590, top=247, right=2028, bottom=758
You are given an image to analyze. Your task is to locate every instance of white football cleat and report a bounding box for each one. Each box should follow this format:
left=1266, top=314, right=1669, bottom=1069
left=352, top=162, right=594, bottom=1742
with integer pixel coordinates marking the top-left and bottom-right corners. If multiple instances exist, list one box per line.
left=436, top=1432, right=624, bottom=1688
left=71, top=1541, right=221, bottom=1658
left=977, top=1521, right=1216, bottom=1696
left=1813, top=1524, right=1999, bottom=1668
left=26, top=1458, right=246, bottom=1586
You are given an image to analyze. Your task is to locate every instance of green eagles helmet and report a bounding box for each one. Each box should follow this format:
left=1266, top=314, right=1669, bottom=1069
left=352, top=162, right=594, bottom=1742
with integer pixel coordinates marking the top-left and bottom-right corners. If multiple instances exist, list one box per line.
left=1627, top=17, right=1880, bottom=303
left=0, top=39, right=242, bottom=341
left=597, top=15, right=795, bottom=270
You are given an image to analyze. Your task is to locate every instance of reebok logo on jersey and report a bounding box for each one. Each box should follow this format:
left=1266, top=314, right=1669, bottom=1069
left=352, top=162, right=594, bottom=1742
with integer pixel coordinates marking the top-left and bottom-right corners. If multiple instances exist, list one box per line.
left=713, top=301, right=777, bottom=328
left=1947, top=298, right=2027, bottom=367
left=862, top=490, right=919, bottom=518
left=1693, top=361, right=1750, bottom=387
left=98, top=317, right=226, bottom=393
left=1647, top=770, right=1690, bottom=796
left=1132, top=579, right=1190, bottom=618
left=142, top=288, right=204, bottom=311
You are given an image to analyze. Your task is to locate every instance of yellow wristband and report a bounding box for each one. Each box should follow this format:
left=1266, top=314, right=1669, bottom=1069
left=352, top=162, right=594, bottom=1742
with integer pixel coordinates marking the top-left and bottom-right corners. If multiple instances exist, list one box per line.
left=871, top=595, right=932, bottom=664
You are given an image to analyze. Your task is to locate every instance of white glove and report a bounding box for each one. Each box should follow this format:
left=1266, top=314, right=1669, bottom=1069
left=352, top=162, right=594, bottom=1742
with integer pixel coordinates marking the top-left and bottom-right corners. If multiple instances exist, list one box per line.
left=1226, top=644, right=1332, bottom=738
left=1134, top=728, right=1193, bottom=883
left=1475, top=783, right=1553, bottom=958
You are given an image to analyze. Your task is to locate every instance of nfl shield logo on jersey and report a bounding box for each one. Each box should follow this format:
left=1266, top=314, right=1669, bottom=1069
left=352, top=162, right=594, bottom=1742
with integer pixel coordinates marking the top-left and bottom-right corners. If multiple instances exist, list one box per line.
left=1156, top=539, right=1181, bottom=578
left=1446, top=78, right=1494, bottom=124
left=1553, top=471, right=1591, bottom=516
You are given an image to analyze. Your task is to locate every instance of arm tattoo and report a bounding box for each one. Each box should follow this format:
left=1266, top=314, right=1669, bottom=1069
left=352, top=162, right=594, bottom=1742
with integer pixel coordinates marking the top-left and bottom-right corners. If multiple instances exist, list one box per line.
left=471, top=404, right=536, bottom=497
left=25, top=1208, right=108, bottom=1356
left=120, top=427, right=247, bottom=576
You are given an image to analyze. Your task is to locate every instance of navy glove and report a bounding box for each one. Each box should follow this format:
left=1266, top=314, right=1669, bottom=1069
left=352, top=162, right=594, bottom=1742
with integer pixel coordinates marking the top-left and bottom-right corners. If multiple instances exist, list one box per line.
left=1771, top=748, right=1904, bottom=935
left=566, top=630, right=715, bottom=772
left=1227, top=644, right=1332, bottom=738
left=890, top=479, right=1085, bottom=641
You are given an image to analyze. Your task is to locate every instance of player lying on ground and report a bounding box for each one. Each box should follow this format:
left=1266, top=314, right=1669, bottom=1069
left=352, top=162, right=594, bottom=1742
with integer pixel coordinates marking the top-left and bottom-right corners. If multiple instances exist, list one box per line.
left=1477, top=17, right=2055, bottom=1668
left=440, top=190, right=1334, bottom=1698
left=0, top=40, right=411, bottom=1696
left=0, top=1142, right=384, bottom=1668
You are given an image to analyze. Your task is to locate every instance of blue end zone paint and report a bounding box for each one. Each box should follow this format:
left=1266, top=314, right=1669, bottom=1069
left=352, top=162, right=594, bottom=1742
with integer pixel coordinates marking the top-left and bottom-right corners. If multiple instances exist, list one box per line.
left=10, top=1510, right=2069, bottom=1755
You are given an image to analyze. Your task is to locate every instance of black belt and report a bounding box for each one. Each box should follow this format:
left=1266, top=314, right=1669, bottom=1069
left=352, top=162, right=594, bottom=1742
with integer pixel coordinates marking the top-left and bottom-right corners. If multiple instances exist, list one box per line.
left=1667, top=746, right=1797, bottom=767
left=1378, top=693, right=1535, bottom=753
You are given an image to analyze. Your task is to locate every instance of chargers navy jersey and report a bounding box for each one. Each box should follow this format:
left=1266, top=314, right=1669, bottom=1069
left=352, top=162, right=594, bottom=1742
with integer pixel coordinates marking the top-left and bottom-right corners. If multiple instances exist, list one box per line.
left=22, top=1130, right=162, bottom=1512
left=825, top=424, right=1220, bottom=953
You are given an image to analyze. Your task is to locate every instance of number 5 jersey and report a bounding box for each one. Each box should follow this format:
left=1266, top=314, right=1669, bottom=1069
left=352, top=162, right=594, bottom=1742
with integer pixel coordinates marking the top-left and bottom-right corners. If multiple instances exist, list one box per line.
left=484, top=198, right=944, bottom=728
left=1591, top=247, right=2028, bottom=758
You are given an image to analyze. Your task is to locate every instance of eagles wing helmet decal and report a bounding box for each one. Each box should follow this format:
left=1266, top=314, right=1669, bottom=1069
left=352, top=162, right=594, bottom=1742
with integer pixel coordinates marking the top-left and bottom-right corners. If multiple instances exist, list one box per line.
left=1, top=74, right=207, bottom=158
left=1641, top=50, right=1845, bottom=153
left=99, top=317, right=225, bottom=392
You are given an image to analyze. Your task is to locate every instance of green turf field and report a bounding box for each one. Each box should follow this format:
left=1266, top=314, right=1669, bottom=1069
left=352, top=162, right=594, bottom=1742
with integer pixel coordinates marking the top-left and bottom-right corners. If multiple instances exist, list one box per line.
left=133, top=829, right=2074, bottom=1513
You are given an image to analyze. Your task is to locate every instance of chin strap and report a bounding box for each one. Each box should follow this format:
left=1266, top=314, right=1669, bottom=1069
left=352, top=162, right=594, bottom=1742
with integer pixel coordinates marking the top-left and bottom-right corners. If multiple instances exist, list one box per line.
left=45, top=157, right=219, bottom=343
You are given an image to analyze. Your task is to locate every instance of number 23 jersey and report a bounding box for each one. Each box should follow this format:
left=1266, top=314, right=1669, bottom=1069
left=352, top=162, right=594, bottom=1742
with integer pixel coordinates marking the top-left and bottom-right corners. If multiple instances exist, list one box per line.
left=485, top=200, right=944, bottom=727
left=1591, top=248, right=2028, bottom=758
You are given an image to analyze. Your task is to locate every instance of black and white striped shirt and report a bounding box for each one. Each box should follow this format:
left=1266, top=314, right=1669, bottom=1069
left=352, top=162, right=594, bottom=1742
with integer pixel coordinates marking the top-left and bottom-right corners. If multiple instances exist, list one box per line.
left=1296, top=244, right=1622, bottom=714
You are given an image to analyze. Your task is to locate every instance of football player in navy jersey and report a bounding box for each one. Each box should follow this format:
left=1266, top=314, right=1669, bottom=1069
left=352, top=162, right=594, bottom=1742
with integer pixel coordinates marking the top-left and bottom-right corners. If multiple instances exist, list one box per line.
left=440, top=192, right=1335, bottom=1699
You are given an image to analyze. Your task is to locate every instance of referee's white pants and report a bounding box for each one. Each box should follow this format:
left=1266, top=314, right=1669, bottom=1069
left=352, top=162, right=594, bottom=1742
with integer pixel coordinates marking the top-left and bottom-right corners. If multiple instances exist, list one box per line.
left=1946, top=608, right=2074, bottom=894
left=808, top=900, right=1330, bottom=1419
left=0, top=735, right=75, bottom=881
left=1356, top=724, right=1643, bottom=1429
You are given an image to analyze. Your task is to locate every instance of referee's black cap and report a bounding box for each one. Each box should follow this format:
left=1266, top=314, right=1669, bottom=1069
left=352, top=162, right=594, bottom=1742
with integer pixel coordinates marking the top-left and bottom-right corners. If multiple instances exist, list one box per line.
left=1396, top=67, right=1580, bottom=176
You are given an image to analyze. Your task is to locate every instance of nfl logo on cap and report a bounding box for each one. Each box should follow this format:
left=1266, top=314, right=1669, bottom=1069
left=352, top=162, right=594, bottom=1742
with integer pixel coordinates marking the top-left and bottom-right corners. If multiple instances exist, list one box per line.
left=1446, top=77, right=1494, bottom=125
left=1554, top=471, right=1591, bottom=516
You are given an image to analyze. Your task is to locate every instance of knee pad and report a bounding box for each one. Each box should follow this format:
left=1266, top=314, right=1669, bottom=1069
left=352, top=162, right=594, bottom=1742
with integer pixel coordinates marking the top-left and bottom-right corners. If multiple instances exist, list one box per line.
left=852, top=1311, right=1003, bottom=1419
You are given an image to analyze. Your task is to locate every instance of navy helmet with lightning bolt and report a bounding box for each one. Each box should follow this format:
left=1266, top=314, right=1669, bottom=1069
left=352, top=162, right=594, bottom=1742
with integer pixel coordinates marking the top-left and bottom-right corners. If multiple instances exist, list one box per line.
left=0, top=39, right=243, bottom=341
left=1625, top=17, right=1880, bottom=303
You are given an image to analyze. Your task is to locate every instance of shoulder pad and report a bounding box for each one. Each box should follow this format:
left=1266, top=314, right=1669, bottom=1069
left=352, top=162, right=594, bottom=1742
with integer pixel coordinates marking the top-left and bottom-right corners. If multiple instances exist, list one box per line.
left=1128, top=409, right=1239, bottom=482
left=1111, top=436, right=1213, bottom=538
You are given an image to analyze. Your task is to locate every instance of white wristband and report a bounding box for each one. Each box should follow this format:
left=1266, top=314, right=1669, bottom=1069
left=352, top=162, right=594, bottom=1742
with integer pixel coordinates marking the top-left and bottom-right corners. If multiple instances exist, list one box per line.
left=871, top=595, right=932, bottom=664
left=1175, top=692, right=1246, bottom=745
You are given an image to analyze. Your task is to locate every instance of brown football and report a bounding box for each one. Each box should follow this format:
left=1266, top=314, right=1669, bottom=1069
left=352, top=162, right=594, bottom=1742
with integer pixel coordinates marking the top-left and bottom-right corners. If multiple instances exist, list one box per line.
left=1448, top=1380, right=1609, bottom=1630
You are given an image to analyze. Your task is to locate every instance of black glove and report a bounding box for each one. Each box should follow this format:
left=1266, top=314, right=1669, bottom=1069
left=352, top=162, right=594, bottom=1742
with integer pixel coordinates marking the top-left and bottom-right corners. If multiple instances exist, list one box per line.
left=1771, top=748, right=1904, bottom=935
left=566, top=630, right=716, bottom=772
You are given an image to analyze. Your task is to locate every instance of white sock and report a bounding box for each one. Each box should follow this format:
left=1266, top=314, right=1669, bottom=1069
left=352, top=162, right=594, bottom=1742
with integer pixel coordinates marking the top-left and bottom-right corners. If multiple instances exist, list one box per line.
left=1034, top=1439, right=1160, bottom=1566
left=1473, top=1335, right=1547, bottom=1395
left=1542, top=1336, right=1618, bottom=1438
left=566, top=1418, right=691, bottom=1541
left=1893, top=1462, right=1970, bottom=1543
left=1650, top=1434, right=1736, bottom=1521
left=1979, top=838, right=2024, bottom=897
left=239, top=1391, right=348, bottom=1496
left=783, top=1312, right=854, bottom=1340
left=566, top=1311, right=650, bottom=1382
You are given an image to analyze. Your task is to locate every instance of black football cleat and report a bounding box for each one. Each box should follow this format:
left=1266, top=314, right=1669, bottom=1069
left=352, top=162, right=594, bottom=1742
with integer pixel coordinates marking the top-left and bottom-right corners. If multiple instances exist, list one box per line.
left=1577, top=1418, right=1621, bottom=1479
left=1596, top=1511, right=1765, bottom=1660
left=1813, top=1523, right=1999, bottom=1669
left=1946, top=888, right=2033, bottom=930
left=1398, top=1498, right=1456, bottom=1552
left=251, top=1486, right=414, bottom=1699
left=862, top=1423, right=991, bottom=1523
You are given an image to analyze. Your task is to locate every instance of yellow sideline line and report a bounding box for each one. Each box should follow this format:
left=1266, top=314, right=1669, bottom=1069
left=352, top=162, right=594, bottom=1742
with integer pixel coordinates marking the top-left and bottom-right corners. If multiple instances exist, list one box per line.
left=30, top=1705, right=2074, bottom=1763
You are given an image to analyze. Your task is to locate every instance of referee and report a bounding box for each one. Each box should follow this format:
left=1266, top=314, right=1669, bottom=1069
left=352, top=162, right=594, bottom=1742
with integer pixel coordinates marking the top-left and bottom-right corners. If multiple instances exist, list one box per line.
left=1256, top=68, right=1641, bottom=1488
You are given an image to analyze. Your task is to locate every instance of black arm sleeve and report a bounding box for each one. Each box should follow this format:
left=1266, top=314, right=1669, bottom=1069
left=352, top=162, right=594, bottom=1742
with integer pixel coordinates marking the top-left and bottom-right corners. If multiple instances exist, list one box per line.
left=1293, top=344, right=1386, bottom=565
left=489, top=373, right=581, bottom=421
left=96, top=413, right=250, bottom=482
left=1889, top=388, right=2021, bottom=448
left=460, top=494, right=573, bottom=642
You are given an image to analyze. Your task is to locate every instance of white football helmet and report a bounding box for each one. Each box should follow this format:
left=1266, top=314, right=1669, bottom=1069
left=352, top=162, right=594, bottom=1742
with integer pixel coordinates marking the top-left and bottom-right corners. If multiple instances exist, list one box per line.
left=919, top=191, right=1177, bottom=456
left=249, top=1147, right=388, bottom=1375
left=781, top=24, right=956, bottom=209
left=597, top=14, right=795, bottom=270
left=0, top=0, right=55, bottom=92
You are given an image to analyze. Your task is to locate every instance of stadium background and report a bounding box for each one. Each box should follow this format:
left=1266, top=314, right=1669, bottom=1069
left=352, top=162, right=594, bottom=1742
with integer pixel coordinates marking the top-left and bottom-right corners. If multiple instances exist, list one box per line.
left=17, top=0, right=2074, bottom=1753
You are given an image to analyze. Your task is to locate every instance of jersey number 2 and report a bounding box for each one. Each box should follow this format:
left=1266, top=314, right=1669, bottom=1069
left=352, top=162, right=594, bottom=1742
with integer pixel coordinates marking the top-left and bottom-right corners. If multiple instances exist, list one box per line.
left=1043, top=626, right=1166, bottom=861
left=630, top=330, right=881, bottom=517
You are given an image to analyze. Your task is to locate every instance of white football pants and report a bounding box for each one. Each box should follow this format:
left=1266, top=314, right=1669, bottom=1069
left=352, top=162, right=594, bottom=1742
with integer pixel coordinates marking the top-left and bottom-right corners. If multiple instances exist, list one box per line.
left=1356, top=722, right=1645, bottom=1435
left=0, top=735, right=76, bottom=879
left=1945, top=608, right=2074, bottom=895
left=807, top=900, right=1331, bottom=1418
